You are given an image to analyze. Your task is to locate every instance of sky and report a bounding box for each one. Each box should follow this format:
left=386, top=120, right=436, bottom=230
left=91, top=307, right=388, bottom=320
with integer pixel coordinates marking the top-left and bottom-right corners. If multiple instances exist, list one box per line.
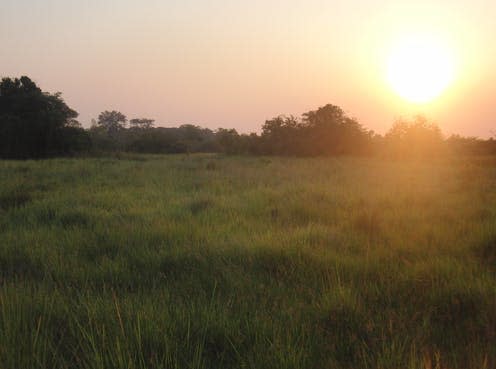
left=2, top=0, right=495, bottom=137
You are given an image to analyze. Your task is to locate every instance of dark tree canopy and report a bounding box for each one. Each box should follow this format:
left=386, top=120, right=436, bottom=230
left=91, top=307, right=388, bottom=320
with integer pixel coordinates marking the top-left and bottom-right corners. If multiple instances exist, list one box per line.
left=301, top=104, right=372, bottom=155
left=97, top=111, right=127, bottom=135
left=0, top=76, right=89, bottom=158
left=260, top=116, right=301, bottom=155
left=129, top=118, right=155, bottom=129
left=216, top=128, right=240, bottom=154
left=260, top=105, right=373, bottom=156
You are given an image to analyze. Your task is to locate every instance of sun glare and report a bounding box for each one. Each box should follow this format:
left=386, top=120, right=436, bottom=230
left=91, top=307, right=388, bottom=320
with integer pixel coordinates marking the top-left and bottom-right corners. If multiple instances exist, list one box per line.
left=387, top=35, right=456, bottom=104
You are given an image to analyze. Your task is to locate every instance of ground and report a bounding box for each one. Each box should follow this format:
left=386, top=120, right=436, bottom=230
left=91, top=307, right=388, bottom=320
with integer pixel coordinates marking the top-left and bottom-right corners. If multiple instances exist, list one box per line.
left=0, top=154, right=494, bottom=369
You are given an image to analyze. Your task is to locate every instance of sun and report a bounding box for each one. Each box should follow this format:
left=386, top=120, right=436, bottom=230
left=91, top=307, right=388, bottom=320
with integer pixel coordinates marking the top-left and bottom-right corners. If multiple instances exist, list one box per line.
left=387, top=35, right=456, bottom=104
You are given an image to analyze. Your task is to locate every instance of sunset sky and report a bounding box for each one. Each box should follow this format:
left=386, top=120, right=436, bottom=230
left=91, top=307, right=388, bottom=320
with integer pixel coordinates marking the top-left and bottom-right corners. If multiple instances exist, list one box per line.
left=2, top=0, right=495, bottom=137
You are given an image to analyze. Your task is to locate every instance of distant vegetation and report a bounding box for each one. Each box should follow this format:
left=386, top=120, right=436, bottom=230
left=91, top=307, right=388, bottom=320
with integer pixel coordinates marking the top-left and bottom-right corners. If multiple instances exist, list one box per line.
left=0, top=76, right=90, bottom=158
left=1, top=76, right=496, bottom=159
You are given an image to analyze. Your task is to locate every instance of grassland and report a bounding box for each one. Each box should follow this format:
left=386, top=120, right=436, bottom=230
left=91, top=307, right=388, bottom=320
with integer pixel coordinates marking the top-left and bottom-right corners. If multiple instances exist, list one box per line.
left=0, top=154, right=494, bottom=369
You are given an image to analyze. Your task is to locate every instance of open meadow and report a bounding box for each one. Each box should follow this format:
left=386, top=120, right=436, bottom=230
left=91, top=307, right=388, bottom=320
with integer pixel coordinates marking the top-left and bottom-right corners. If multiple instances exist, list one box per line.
left=0, top=154, right=495, bottom=369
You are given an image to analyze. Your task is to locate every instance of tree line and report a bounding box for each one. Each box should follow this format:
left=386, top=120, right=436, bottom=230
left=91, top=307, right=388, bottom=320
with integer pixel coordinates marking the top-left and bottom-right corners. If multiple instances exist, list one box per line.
left=1, top=76, right=495, bottom=159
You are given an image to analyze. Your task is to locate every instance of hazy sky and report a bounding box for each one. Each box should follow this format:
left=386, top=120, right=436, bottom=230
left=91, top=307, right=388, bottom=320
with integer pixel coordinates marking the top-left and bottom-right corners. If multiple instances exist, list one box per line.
left=2, top=0, right=495, bottom=136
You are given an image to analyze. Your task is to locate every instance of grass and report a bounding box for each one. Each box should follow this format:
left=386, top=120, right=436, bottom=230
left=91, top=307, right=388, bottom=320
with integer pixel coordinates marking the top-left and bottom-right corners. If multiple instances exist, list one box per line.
left=0, top=154, right=494, bottom=369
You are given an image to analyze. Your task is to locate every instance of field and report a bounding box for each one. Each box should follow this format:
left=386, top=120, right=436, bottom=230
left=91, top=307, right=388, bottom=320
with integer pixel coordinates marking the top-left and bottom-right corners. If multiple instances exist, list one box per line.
left=0, top=154, right=495, bottom=369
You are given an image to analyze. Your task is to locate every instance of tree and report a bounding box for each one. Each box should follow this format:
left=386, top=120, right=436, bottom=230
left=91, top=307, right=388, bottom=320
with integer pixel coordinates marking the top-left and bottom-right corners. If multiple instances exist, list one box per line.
left=216, top=128, right=240, bottom=154
left=385, top=115, right=443, bottom=158
left=0, top=76, right=89, bottom=158
left=259, top=105, right=372, bottom=156
left=97, top=110, right=127, bottom=135
left=129, top=118, right=154, bottom=129
left=301, top=104, right=372, bottom=155
left=260, top=115, right=302, bottom=155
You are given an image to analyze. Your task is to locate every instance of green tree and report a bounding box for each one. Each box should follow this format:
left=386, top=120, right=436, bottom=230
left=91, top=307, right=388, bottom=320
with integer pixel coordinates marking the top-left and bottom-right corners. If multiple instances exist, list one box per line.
left=0, top=76, right=89, bottom=158
left=97, top=110, right=127, bottom=135
left=260, top=115, right=301, bottom=155
left=129, top=118, right=154, bottom=129
left=216, top=128, right=240, bottom=154
left=260, top=105, right=372, bottom=156
left=301, top=104, right=371, bottom=155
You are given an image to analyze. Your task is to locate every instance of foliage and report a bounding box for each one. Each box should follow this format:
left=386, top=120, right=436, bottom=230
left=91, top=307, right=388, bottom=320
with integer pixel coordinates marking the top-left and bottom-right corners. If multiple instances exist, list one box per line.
left=2, top=75, right=496, bottom=159
left=129, top=118, right=155, bottom=129
left=259, top=105, right=374, bottom=156
left=0, top=76, right=90, bottom=158
left=384, top=115, right=444, bottom=158
left=260, top=115, right=302, bottom=155
left=301, top=104, right=373, bottom=155
left=215, top=128, right=241, bottom=154
left=97, top=110, right=127, bottom=135
left=446, top=135, right=496, bottom=156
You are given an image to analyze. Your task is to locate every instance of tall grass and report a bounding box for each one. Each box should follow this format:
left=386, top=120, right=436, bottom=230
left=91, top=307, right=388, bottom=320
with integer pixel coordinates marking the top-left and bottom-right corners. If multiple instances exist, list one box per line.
left=0, top=155, right=494, bottom=368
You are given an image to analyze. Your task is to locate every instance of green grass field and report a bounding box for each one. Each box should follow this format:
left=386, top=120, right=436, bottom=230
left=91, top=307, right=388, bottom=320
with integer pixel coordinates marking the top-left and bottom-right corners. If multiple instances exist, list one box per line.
left=0, top=154, right=494, bottom=369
